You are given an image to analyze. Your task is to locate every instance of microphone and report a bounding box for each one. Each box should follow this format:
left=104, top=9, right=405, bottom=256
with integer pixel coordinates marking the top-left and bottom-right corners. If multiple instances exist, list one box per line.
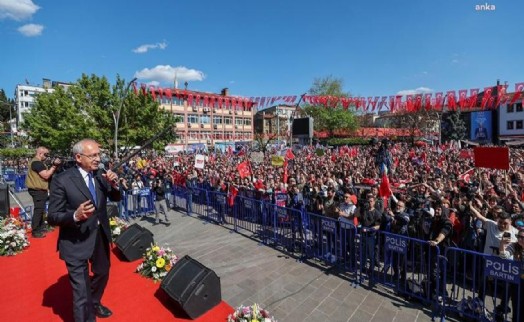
left=98, top=163, right=119, bottom=185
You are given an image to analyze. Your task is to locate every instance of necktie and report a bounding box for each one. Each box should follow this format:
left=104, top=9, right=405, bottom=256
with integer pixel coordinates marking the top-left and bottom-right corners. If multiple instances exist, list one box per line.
left=88, top=172, right=97, bottom=204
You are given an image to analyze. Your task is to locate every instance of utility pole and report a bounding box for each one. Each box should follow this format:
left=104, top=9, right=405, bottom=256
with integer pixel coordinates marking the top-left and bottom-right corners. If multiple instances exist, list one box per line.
left=114, top=77, right=137, bottom=159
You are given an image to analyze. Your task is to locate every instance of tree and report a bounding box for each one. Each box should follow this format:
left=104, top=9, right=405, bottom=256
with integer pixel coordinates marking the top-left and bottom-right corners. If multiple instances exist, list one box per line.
left=0, top=89, right=14, bottom=133
left=22, top=74, right=176, bottom=155
left=302, top=75, right=358, bottom=137
left=446, top=109, right=467, bottom=142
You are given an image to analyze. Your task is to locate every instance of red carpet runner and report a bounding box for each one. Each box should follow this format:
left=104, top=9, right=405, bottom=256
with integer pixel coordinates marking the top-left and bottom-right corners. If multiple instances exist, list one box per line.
left=0, top=229, right=233, bottom=321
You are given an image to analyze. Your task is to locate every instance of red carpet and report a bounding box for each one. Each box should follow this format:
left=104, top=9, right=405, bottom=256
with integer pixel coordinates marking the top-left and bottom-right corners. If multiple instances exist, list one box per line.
left=0, top=229, right=233, bottom=321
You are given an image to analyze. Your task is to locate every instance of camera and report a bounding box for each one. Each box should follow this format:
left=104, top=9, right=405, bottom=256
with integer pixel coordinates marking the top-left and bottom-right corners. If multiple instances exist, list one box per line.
left=503, top=232, right=511, bottom=239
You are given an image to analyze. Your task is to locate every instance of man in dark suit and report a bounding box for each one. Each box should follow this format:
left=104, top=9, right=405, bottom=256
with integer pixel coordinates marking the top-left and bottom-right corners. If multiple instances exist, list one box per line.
left=48, top=139, right=121, bottom=322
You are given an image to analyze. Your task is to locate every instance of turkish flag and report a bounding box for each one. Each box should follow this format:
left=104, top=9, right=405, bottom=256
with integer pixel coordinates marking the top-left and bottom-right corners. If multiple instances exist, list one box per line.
left=458, top=89, right=468, bottom=108
left=237, top=161, right=251, bottom=179
left=285, top=148, right=295, bottom=160
left=406, top=95, right=414, bottom=111
left=435, top=92, right=444, bottom=110
left=228, top=186, right=238, bottom=207
left=379, top=172, right=392, bottom=198
left=469, top=88, right=479, bottom=108
left=414, top=94, right=422, bottom=111
left=164, top=88, right=172, bottom=99
left=389, top=96, right=395, bottom=111
left=424, top=93, right=432, bottom=110
left=132, top=82, right=138, bottom=95
left=458, top=168, right=475, bottom=183
left=447, top=91, right=456, bottom=110
left=510, top=82, right=524, bottom=105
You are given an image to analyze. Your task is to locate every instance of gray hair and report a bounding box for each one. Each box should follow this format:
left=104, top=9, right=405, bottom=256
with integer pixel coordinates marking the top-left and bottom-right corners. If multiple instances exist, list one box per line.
left=72, top=139, right=97, bottom=157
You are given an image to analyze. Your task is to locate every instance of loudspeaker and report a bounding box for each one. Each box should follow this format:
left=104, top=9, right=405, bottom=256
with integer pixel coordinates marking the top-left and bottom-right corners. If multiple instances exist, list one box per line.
left=161, top=255, right=221, bottom=319
left=0, top=183, right=10, bottom=218
left=115, top=223, right=154, bottom=261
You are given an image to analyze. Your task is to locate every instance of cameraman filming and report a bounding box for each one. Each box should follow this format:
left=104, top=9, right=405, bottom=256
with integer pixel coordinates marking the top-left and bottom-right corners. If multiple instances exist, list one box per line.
left=25, top=146, right=62, bottom=238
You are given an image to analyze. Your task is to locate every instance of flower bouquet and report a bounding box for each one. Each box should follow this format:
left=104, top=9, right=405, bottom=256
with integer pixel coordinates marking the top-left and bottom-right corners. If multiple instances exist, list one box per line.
left=0, top=217, right=30, bottom=256
left=136, top=243, right=178, bottom=282
left=109, top=216, right=129, bottom=242
left=227, top=303, right=277, bottom=322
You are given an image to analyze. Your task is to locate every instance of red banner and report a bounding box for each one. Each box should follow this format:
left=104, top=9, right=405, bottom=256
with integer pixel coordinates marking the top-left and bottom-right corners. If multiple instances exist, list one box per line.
left=474, top=147, right=509, bottom=170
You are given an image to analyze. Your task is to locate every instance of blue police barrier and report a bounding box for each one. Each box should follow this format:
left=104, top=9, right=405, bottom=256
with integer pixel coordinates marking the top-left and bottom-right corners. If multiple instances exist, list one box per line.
left=15, top=173, right=27, bottom=192
left=191, top=187, right=209, bottom=217
left=337, top=219, right=359, bottom=276
left=233, top=194, right=265, bottom=237
left=172, top=185, right=187, bottom=211
left=207, top=190, right=228, bottom=224
left=303, top=213, right=339, bottom=265
left=371, top=231, right=441, bottom=316
left=441, top=247, right=522, bottom=322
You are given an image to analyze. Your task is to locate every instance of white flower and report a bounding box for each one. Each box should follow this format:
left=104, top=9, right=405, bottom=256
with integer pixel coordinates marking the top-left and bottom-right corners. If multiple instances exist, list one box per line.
left=113, top=227, right=121, bottom=235
left=151, top=266, right=157, bottom=272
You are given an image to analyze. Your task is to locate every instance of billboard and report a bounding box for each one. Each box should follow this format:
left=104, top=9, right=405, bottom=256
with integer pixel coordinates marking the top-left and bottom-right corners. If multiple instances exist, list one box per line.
left=470, top=111, right=492, bottom=143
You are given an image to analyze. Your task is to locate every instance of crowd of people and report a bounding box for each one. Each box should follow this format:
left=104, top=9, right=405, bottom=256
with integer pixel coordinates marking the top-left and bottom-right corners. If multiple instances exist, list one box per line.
left=17, top=139, right=524, bottom=321
left=105, top=140, right=523, bottom=321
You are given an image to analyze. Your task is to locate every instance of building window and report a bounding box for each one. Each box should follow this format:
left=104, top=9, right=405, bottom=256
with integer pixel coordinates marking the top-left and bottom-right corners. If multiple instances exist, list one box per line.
left=235, top=118, right=243, bottom=126
left=200, top=115, right=210, bottom=124
left=507, top=104, right=514, bottom=113
left=224, top=117, right=232, bottom=125
left=213, top=116, right=222, bottom=124
left=244, top=118, right=252, bottom=126
left=174, top=114, right=185, bottom=122
left=517, top=103, right=523, bottom=112
left=517, top=121, right=523, bottom=129
left=507, top=121, right=514, bottom=130
left=187, top=114, right=198, bottom=124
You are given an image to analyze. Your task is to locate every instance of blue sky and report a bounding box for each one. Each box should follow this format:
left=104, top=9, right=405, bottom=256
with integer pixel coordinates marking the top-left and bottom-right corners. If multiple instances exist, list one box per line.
left=1, top=0, right=523, bottom=100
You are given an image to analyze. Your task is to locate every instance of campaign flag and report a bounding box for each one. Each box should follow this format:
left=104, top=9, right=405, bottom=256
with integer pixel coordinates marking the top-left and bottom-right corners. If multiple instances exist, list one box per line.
left=194, top=154, right=205, bottom=169
left=481, top=87, right=493, bottom=109
left=406, top=95, right=414, bottom=111
left=237, top=161, right=251, bottom=178
left=271, top=155, right=285, bottom=166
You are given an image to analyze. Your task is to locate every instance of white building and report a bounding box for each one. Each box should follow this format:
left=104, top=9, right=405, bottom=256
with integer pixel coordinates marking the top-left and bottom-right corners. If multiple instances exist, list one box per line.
left=14, top=79, right=71, bottom=130
left=498, top=96, right=524, bottom=141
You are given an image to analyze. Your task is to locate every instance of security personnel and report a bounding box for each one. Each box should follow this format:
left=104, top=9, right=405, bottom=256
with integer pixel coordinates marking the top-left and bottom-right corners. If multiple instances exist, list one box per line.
left=25, top=146, right=61, bottom=238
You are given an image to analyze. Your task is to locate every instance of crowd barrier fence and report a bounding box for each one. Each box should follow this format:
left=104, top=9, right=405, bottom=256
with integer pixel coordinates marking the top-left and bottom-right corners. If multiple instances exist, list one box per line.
left=79, top=184, right=524, bottom=321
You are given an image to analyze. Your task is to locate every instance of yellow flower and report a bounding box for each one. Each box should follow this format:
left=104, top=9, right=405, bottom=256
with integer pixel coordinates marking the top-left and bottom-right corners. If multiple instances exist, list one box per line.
left=109, top=220, right=117, bottom=226
left=156, top=257, right=166, bottom=268
left=152, top=245, right=160, bottom=252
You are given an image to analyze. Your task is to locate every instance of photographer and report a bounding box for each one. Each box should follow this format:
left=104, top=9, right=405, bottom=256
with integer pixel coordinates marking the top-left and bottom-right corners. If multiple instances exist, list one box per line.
left=25, top=146, right=62, bottom=238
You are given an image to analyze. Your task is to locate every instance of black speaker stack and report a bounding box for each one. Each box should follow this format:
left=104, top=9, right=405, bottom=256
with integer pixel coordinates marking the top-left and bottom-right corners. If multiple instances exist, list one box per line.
left=161, top=255, right=221, bottom=319
left=0, top=182, right=10, bottom=218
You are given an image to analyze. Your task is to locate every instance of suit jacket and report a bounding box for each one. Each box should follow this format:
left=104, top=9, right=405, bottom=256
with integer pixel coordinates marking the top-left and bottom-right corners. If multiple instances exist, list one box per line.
left=48, top=167, right=121, bottom=262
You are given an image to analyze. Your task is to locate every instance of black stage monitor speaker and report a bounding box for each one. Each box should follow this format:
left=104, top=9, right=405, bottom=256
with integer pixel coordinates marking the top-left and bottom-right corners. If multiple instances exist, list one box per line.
left=0, top=183, right=10, bottom=218
left=161, top=255, right=221, bottom=319
left=115, top=223, right=154, bottom=261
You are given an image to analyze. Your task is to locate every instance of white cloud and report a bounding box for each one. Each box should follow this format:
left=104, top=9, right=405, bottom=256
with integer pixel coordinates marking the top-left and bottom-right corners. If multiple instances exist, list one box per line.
left=451, top=59, right=459, bottom=64
left=396, top=87, right=433, bottom=96
left=0, top=0, right=40, bottom=21
left=132, top=41, right=168, bottom=54
left=134, top=65, right=206, bottom=84
left=17, top=23, right=43, bottom=36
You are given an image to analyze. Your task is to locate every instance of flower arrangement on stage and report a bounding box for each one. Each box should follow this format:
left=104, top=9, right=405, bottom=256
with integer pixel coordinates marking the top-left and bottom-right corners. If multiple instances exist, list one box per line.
left=0, top=217, right=30, bottom=256
left=136, top=243, right=178, bottom=282
left=109, top=216, right=129, bottom=242
left=227, top=303, right=277, bottom=322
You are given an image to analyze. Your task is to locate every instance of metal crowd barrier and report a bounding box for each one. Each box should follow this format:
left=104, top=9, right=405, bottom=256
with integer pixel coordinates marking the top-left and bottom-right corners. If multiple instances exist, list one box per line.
left=147, top=184, right=522, bottom=321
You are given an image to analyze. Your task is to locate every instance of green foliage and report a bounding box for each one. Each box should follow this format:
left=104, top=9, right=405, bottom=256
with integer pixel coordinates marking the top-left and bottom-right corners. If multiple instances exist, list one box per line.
left=303, top=76, right=358, bottom=137
left=22, top=74, right=176, bottom=155
left=0, top=148, right=32, bottom=158
left=0, top=89, right=14, bottom=133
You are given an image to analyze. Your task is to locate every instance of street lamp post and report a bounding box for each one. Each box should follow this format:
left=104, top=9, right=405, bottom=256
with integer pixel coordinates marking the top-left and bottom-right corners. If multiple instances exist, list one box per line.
left=113, top=77, right=137, bottom=159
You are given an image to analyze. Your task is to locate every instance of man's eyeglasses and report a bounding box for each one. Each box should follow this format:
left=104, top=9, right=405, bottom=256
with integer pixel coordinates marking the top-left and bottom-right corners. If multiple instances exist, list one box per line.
left=80, top=153, right=101, bottom=160
left=517, top=235, right=524, bottom=240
